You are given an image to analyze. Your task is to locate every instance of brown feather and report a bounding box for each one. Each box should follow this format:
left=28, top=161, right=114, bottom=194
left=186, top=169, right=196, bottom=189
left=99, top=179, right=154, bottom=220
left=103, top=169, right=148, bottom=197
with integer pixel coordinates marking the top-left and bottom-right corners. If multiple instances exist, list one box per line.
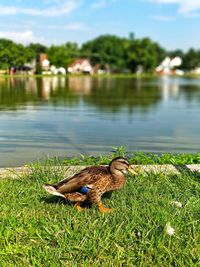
left=43, top=157, right=136, bottom=207
left=55, top=166, right=109, bottom=194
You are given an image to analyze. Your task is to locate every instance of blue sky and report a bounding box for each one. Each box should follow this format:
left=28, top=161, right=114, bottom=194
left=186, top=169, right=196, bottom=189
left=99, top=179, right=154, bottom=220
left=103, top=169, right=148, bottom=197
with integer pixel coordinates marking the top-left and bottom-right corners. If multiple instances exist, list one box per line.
left=0, top=0, right=200, bottom=50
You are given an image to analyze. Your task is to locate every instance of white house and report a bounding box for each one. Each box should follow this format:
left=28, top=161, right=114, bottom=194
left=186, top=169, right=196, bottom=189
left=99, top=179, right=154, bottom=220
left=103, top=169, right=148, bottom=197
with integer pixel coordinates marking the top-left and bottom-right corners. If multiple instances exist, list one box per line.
left=68, top=59, right=93, bottom=74
left=156, top=56, right=183, bottom=75
left=40, top=53, right=50, bottom=71
left=191, top=67, right=200, bottom=75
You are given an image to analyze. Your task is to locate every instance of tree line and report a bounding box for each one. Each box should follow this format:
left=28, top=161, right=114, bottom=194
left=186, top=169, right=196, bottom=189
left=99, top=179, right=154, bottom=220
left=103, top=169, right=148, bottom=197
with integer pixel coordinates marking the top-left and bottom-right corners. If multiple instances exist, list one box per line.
left=0, top=34, right=200, bottom=73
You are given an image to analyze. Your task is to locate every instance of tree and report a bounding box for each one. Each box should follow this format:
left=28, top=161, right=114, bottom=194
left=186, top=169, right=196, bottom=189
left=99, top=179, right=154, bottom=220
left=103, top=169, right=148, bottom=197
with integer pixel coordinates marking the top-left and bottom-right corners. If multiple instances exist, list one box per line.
left=0, top=39, right=28, bottom=69
left=126, top=37, right=165, bottom=72
left=182, top=48, right=200, bottom=70
left=81, top=35, right=127, bottom=71
left=26, top=43, right=47, bottom=58
left=26, top=43, right=47, bottom=74
left=81, top=34, right=166, bottom=73
left=47, top=42, right=79, bottom=68
left=1, top=35, right=198, bottom=74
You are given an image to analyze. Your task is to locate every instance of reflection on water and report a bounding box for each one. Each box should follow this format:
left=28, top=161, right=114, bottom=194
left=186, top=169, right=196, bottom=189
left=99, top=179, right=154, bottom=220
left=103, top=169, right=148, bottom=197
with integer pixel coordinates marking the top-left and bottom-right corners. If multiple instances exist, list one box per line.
left=0, top=76, right=200, bottom=166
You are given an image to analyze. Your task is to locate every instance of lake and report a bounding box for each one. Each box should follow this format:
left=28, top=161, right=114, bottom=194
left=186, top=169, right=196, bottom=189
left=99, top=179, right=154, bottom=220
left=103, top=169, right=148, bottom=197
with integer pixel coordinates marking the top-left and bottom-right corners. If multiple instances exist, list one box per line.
left=0, top=75, right=200, bottom=167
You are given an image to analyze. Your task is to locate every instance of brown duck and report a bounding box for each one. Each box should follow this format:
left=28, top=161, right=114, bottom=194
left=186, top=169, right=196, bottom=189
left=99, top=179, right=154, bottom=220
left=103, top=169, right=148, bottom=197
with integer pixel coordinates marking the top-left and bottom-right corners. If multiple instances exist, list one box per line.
left=43, top=157, right=137, bottom=213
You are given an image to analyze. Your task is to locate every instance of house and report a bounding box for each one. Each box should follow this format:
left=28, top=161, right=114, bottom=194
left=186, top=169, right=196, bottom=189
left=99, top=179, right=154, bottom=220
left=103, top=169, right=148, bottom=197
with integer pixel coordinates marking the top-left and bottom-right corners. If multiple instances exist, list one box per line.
left=40, top=53, right=50, bottom=71
left=39, top=54, right=67, bottom=75
left=190, top=67, right=200, bottom=75
left=67, top=59, right=93, bottom=74
left=50, top=65, right=66, bottom=75
left=156, top=56, right=183, bottom=75
left=93, top=64, right=110, bottom=74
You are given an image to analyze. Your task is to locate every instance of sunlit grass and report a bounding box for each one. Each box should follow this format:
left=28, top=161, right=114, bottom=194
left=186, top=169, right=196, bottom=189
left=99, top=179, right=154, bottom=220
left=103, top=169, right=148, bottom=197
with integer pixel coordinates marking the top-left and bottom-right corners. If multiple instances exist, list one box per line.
left=1, top=160, right=200, bottom=266
left=57, top=149, right=200, bottom=166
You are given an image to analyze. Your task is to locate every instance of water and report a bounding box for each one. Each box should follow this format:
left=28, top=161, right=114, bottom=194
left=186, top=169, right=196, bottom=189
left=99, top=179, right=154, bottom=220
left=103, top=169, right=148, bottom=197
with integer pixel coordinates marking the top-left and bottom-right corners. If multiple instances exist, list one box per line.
left=0, top=76, right=200, bottom=166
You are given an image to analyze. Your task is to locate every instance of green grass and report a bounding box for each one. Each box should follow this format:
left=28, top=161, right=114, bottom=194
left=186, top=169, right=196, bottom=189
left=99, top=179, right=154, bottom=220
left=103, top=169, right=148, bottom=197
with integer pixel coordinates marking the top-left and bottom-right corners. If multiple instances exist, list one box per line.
left=2, top=73, right=200, bottom=80
left=0, top=73, right=156, bottom=79
left=46, top=148, right=200, bottom=166
left=2, top=72, right=200, bottom=79
left=0, top=159, right=200, bottom=266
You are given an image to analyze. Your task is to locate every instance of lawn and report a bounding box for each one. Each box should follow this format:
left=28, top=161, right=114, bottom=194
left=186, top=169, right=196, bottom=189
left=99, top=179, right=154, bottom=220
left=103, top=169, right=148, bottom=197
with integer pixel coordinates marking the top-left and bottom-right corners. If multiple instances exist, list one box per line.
left=0, top=158, right=200, bottom=266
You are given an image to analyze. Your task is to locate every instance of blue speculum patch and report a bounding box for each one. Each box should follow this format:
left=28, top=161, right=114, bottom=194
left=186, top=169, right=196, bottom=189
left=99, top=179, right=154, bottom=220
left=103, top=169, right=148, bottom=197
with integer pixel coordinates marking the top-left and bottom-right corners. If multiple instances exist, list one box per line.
left=78, top=186, right=90, bottom=194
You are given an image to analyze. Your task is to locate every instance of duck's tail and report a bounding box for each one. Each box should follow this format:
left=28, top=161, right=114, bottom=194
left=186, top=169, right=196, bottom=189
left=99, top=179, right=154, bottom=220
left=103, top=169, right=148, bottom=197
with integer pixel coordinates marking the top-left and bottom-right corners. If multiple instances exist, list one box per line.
left=43, top=184, right=65, bottom=198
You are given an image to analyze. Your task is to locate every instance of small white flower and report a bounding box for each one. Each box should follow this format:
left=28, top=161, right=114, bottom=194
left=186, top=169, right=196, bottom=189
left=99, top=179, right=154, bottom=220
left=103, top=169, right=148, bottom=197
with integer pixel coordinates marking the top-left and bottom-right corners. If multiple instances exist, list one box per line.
left=136, top=231, right=141, bottom=237
left=165, top=222, right=175, bottom=236
left=171, top=200, right=182, bottom=208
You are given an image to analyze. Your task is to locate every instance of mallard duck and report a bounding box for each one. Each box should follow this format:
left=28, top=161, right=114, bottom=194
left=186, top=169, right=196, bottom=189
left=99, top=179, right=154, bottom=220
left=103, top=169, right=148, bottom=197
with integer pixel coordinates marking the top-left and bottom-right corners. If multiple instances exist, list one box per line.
left=43, top=157, right=137, bottom=213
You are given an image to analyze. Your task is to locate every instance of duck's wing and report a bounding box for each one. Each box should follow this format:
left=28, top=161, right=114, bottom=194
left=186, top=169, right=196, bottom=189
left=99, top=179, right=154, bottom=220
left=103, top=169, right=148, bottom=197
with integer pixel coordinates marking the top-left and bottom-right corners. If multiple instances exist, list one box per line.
left=55, top=166, right=109, bottom=194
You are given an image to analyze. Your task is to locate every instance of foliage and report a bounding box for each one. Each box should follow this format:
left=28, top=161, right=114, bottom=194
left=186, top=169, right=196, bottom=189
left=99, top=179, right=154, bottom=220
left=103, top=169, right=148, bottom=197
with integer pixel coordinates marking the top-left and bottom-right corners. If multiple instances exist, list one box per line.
left=81, top=35, right=166, bottom=72
left=0, top=39, right=29, bottom=69
left=81, top=35, right=127, bottom=71
left=47, top=42, right=79, bottom=68
left=181, top=48, right=200, bottom=70
left=35, top=148, right=200, bottom=166
left=0, top=160, right=200, bottom=266
left=26, top=43, right=48, bottom=74
left=0, top=34, right=200, bottom=72
left=26, top=43, right=47, bottom=59
left=126, top=38, right=166, bottom=72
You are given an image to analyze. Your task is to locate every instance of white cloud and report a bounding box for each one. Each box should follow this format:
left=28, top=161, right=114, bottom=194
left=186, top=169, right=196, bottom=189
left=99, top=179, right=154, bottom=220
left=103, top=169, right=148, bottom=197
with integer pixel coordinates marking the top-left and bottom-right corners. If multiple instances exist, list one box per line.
left=179, top=1, right=200, bottom=15
left=0, top=30, right=46, bottom=45
left=0, top=1, right=79, bottom=16
left=150, top=0, right=200, bottom=15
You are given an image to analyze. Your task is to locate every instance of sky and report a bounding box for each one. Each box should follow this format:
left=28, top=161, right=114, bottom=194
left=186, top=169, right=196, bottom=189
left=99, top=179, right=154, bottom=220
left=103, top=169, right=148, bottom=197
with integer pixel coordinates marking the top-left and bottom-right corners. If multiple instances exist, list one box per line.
left=0, top=0, right=200, bottom=51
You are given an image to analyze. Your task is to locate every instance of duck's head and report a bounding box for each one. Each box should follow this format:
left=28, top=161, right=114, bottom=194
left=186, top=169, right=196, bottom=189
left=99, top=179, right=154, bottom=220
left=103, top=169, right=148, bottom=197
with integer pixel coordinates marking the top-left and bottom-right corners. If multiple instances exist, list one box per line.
left=109, top=156, right=137, bottom=175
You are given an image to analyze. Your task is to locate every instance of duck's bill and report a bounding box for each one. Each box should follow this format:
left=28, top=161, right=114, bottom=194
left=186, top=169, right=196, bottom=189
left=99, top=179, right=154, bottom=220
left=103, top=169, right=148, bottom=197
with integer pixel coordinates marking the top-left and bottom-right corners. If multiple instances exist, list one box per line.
left=128, top=166, right=137, bottom=175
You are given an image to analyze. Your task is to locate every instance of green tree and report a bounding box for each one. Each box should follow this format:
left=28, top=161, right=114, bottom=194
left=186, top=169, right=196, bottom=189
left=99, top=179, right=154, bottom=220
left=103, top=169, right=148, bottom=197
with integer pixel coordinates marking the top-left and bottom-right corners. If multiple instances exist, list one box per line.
left=0, top=39, right=28, bottom=69
left=81, top=35, right=127, bottom=71
left=1, top=35, right=198, bottom=74
left=182, top=48, right=200, bottom=70
left=126, top=37, right=165, bottom=72
left=81, top=34, right=165, bottom=73
left=26, top=43, right=47, bottom=58
left=47, top=42, right=79, bottom=68
left=26, top=43, right=47, bottom=74
left=167, top=49, right=184, bottom=59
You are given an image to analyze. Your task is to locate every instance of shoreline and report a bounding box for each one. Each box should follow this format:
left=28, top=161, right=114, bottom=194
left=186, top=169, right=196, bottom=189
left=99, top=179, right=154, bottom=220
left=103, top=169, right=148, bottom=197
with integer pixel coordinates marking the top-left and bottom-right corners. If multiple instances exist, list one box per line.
left=1, top=164, right=200, bottom=179
left=1, top=73, right=200, bottom=79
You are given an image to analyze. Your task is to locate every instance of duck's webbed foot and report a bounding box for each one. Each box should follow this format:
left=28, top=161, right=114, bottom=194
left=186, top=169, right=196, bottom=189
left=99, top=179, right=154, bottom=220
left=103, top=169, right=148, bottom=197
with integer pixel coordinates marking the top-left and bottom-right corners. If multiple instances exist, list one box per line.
left=75, top=202, right=86, bottom=212
left=98, top=201, right=113, bottom=213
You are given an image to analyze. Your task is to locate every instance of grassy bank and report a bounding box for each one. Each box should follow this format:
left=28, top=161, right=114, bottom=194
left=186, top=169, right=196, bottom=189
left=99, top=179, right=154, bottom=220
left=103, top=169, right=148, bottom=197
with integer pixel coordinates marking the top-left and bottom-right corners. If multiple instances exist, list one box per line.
left=54, top=150, right=200, bottom=166
left=0, top=73, right=156, bottom=79
left=0, top=153, right=200, bottom=266
left=1, top=73, right=200, bottom=79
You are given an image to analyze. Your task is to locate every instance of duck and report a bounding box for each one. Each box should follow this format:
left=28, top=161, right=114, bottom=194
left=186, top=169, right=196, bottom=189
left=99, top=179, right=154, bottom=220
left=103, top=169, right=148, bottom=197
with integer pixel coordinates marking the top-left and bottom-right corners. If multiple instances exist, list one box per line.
left=43, top=156, right=137, bottom=213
